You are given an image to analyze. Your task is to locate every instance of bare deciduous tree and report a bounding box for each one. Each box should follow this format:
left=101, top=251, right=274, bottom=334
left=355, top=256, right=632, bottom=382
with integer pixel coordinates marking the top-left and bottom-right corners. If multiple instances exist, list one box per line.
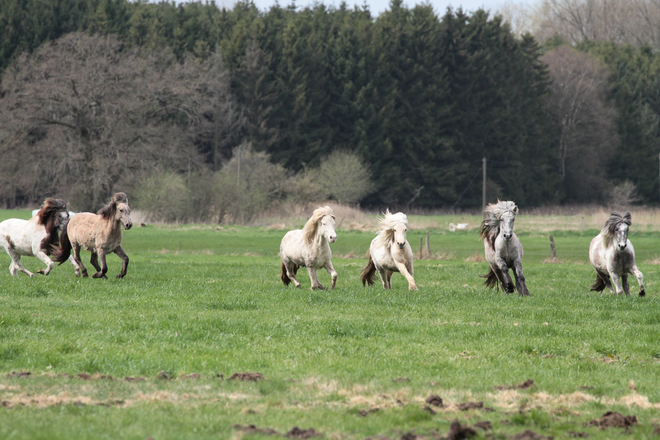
left=542, top=46, right=618, bottom=202
left=0, top=32, right=241, bottom=210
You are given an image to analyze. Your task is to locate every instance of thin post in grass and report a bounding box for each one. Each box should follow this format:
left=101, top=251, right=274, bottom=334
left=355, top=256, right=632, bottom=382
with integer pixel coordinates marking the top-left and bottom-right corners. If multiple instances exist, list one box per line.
left=419, top=237, right=424, bottom=260
left=549, top=235, right=557, bottom=261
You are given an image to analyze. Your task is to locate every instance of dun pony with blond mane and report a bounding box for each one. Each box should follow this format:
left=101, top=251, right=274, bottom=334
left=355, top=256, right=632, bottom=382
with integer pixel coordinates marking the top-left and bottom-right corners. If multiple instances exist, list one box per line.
left=53, top=193, right=133, bottom=278
left=280, top=206, right=338, bottom=290
left=589, top=211, right=645, bottom=296
left=480, top=200, right=529, bottom=296
left=360, top=210, right=417, bottom=290
left=0, top=198, right=69, bottom=276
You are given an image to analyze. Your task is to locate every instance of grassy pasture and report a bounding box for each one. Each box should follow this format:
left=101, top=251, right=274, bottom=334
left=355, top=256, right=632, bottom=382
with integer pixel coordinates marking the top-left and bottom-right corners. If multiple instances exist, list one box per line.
left=0, top=209, right=660, bottom=439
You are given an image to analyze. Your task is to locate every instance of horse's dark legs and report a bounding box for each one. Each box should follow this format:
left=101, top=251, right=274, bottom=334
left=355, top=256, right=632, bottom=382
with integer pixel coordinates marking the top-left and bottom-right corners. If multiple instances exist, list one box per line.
left=622, top=274, right=630, bottom=297
left=496, top=261, right=515, bottom=293
left=513, top=260, right=529, bottom=296
left=114, top=245, right=129, bottom=279
left=73, top=244, right=88, bottom=277
left=90, top=252, right=102, bottom=272
left=92, top=250, right=108, bottom=279
left=595, top=269, right=613, bottom=293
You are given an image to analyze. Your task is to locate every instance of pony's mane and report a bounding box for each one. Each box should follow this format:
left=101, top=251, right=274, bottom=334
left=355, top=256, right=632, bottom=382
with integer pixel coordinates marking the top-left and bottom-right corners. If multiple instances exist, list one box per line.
left=36, top=198, right=67, bottom=254
left=98, top=192, right=128, bottom=220
left=36, top=198, right=67, bottom=226
left=375, top=210, right=408, bottom=245
left=601, top=211, right=631, bottom=239
left=302, top=206, right=335, bottom=243
left=479, top=200, right=518, bottom=249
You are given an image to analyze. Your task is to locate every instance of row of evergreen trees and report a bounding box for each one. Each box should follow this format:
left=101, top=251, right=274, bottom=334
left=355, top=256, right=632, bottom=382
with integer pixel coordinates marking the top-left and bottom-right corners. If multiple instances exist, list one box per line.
left=1, top=0, right=659, bottom=207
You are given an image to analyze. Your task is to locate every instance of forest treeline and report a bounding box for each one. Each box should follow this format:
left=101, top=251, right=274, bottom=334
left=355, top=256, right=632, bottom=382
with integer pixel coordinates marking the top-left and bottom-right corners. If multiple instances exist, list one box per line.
left=1, top=0, right=659, bottom=218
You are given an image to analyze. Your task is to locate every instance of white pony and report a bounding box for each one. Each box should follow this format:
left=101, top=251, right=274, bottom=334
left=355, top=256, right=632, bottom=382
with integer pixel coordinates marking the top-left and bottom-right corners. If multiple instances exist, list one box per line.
left=280, top=206, right=338, bottom=290
left=360, top=210, right=417, bottom=290
left=0, top=198, right=69, bottom=277
left=480, top=200, right=529, bottom=296
left=589, top=211, right=645, bottom=297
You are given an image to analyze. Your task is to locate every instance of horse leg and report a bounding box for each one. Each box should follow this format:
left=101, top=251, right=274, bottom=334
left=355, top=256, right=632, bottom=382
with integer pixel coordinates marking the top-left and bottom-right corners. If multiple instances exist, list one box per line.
left=609, top=271, right=624, bottom=295
left=394, top=260, right=418, bottom=291
left=512, top=260, right=529, bottom=296
left=68, top=255, right=81, bottom=277
left=34, top=249, right=55, bottom=275
left=89, top=252, right=102, bottom=273
left=622, top=274, right=630, bottom=297
left=114, top=245, right=129, bottom=279
left=283, top=259, right=301, bottom=288
left=307, top=267, right=324, bottom=290
left=323, top=261, right=338, bottom=289
left=377, top=268, right=390, bottom=289
left=496, top=260, right=515, bottom=293
left=11, top=253, right=34, bottom=277
left=595, top=268, right=614, bottom=293
left=631, top=265, right=645, bottom=297
left=92, top=250, right=108, bottom=279
left=73, top=245, right=88, bottom=278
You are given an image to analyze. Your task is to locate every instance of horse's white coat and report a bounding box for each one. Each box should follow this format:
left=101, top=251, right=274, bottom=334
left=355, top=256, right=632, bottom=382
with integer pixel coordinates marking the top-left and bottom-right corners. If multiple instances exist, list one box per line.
left=366, top=211, right=417, bottom=290
left=280, top=206, right=338, bottom=290
left=0, top=201, right=69, bottom=277
left=589, top=212, right=644, bottom=296
left=480, top=201, right=529, bottom=296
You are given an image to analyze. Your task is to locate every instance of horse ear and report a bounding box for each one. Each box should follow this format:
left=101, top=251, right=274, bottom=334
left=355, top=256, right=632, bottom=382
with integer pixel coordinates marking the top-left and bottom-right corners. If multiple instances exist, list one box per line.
left=513, top=206, right=519, bottom=215
left=623, top=211, right=631, bottom=222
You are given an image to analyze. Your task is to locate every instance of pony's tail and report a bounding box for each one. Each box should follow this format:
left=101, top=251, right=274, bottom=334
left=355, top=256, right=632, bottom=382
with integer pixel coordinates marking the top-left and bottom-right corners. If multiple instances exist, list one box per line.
left=590, top=274, right=607, bottom=292
left=52, top=223, right=72, bottom=265
left=481, top=268, right=499, bottom=290
left=360, top=255, right=377, bottom=286
left=280, top=262, right=299, bottom=286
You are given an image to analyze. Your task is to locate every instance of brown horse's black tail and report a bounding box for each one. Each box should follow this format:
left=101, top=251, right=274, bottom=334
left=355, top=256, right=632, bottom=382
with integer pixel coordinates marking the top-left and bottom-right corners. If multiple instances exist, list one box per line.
left=590, top=274, right=607, bottom=292
left=360, top=255, right=377, bottom=286
left=281, top=261, right=299, bottom=286
left=481, top=267, right=499, bottom=290
left=51, top=223, right=72, bottom=265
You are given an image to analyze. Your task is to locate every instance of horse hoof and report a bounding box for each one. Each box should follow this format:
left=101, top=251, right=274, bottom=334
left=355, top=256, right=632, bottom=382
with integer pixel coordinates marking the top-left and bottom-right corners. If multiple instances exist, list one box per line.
left=409, top=285, right=418, bottom=291
left=37, top=269, right=45, bottom=275
left=116, top=274, right=125, bottom=279
left=640, top=289, right=646, bottom=297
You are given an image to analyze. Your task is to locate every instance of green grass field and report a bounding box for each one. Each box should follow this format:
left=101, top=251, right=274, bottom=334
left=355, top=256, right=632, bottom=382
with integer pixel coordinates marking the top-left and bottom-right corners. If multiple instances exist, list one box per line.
left=0, top=209, right=659, bottom=439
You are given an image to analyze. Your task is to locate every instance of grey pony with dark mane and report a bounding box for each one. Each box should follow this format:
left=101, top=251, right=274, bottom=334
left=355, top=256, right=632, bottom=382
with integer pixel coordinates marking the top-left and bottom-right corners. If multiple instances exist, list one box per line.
left=589, top=211, right=645, bottom=296
left=479, top=200, right=529, bottom=296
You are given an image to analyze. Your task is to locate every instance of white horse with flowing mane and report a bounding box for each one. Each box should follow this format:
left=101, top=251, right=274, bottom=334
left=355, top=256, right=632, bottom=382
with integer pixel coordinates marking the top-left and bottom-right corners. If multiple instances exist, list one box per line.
left=360, top=210, right=417, bottom=290
left=0, top=198, right=69, bottom=277
left=480, top=200, right=529, bottom=296
left=280, top=206, right=338, bottom=290
left=53, top=192, right=133, bottom=279
left=589, top=211, right=645, bottom=297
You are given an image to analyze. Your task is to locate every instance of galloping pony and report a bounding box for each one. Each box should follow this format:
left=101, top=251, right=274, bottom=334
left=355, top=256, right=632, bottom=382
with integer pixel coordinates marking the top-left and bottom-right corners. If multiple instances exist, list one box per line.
left=360, top=210, right=417, bottom=290
left=589, top=211, right=645, bottom=297
left=480, top=200, right=529, bottom=296
left=53, top=193, right=133, bottom=279
left=280, top=206, right=338, bottom=290
left=0, top=198, right=69, bottom=277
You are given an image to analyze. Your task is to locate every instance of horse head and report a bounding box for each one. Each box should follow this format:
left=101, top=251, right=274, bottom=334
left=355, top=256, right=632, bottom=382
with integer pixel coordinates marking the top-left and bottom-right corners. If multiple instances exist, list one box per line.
left=319, top=213, right=337, bottom=243
left=393, top=221, right=407, bottom=249
left=37, top=198, right=69, bottom=231
left=500, top=209, right=517, bottom=241
left=605, top=211, right=631, bottom=250
left=99, top=192, right=133, bottom=230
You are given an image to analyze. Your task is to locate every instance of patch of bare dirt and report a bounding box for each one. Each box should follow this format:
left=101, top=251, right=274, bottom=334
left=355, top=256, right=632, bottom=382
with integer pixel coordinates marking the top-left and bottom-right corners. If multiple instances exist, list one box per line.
left=447, top=419, right=477, bottom=440
left=495, top=379, right=534, bottom=391
left=426, top=395, right=443, bottom=407
left=286, top=426, right=318, bottom=439
left=229, top=372, right=264, bottom=381
left=511, top=430, right=553, bottom=440
left=155, top=371, right=172, bottom=380
left=234, top=424, right=279, bottom=436
left=423, top=405, right=437, bottom=415
left=567, top=432, right=588, bottom=438
left=124, top=376, right=145, bottom=382
left=473, top=421, right=492, bottom=430
left=77, top=373, right=92, bottom=380
left=588, top=411, right=638, bottom=429
left=6, top=371, right=31, bottom=378
left=180, top=373, right=200, bottom=380
left=358, top=407, right=380, bottom=417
